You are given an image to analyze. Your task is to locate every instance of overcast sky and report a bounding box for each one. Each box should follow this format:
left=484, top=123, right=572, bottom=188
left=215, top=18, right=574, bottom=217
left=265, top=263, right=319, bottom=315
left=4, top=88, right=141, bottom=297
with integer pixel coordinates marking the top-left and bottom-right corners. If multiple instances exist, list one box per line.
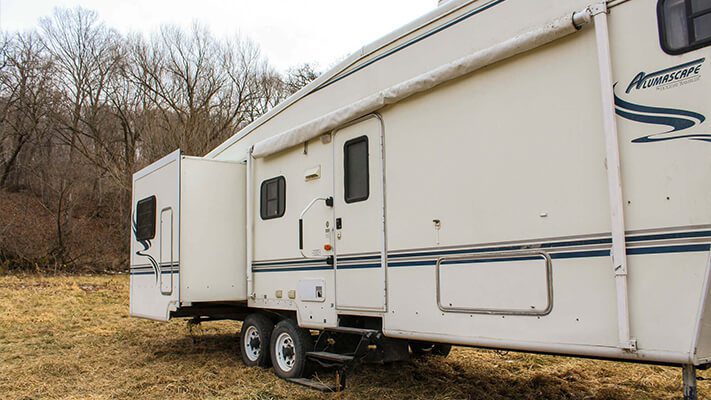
left=0, top=0, right=436, bottom=71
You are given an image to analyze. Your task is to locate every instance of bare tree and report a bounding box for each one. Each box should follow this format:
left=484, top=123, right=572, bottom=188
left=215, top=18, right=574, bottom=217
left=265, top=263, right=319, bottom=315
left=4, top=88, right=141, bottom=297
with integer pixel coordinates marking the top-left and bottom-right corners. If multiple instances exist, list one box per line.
left=0, top=7, right=320, bottom=272
left=38, top=7, right=123, bottom=264
left=284, top=63, right=319, bottom=95
left=128, top=24, right=271, bottom=157
left=0, top=32, right=54, bottom=189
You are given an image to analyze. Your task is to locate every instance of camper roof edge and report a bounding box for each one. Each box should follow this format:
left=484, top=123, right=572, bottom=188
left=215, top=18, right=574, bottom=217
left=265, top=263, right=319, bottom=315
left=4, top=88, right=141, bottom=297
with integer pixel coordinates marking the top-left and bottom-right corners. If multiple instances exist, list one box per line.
left=250, top=7, right=593, bottom=159
left=203, top=0, right=483, bottom=160
left=133, top=149, right=182, bottom=181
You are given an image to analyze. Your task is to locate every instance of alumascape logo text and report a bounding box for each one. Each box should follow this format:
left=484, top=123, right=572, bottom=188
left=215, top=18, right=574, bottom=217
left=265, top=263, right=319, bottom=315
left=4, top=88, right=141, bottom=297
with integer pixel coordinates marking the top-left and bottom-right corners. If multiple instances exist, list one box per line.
left=625, top=58, right=704, bottom=94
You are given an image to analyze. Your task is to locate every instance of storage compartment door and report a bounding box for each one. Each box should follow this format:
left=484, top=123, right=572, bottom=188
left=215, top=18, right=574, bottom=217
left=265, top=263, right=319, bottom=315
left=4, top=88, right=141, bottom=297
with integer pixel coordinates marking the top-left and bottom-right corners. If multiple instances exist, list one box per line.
left=437, top=252, right=553, bottom=315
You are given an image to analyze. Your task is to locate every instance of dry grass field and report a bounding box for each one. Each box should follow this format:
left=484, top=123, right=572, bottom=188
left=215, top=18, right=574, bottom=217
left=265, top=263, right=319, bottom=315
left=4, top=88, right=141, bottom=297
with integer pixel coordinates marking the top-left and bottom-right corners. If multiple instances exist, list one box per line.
left=0, top=274, right=707, bottom=400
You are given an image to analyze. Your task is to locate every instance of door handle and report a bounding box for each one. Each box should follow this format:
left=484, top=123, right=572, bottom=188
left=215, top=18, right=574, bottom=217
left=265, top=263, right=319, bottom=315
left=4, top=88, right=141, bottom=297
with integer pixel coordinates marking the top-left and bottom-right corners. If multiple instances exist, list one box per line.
left=159, top=207, right=174, bottom=295
left=298, top=219, right=304, bottom=250
left=298, top=196, right=333, bottom=259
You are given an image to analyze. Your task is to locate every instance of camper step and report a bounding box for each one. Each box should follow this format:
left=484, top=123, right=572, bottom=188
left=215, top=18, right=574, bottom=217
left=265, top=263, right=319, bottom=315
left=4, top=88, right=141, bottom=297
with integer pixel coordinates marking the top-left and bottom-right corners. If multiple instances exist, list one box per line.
left=306, top=351, right=355, bottom=363
left=324, top=326, right=380, bottom=338
left=286, top=378, right=338, bottom=392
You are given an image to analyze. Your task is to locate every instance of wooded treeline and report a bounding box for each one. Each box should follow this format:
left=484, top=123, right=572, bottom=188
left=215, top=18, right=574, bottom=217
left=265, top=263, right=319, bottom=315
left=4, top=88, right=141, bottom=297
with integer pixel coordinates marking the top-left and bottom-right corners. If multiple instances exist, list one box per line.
left=0, top=7, right=317, bottom=272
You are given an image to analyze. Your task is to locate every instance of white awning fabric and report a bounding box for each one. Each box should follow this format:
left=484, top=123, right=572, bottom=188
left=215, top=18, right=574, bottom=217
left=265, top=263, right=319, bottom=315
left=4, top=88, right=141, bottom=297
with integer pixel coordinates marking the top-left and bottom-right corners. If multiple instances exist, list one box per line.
left=252, top=9, right=591, bottom=158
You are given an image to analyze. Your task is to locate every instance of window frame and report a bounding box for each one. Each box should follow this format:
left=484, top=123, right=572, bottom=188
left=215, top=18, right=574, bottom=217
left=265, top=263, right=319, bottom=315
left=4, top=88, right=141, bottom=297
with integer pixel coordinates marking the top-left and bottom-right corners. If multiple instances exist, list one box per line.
left=658, top=0, right=711, bottom=55
left=260, top=176, right=286, bottom=220
left=135, top=195, right=156, bottom=241
left=343, top=135, right=370, bottom=204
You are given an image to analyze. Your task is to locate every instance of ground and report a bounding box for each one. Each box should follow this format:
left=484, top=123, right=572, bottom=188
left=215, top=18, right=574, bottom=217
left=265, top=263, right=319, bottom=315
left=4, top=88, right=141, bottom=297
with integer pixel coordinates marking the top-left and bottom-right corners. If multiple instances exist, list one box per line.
left=0, top=275, right=706, bottom=400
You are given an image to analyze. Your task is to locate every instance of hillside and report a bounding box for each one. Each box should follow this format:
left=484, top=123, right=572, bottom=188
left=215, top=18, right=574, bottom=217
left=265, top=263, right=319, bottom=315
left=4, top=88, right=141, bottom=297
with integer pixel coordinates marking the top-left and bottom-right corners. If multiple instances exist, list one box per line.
left=0, top=190, right=124, bottom=273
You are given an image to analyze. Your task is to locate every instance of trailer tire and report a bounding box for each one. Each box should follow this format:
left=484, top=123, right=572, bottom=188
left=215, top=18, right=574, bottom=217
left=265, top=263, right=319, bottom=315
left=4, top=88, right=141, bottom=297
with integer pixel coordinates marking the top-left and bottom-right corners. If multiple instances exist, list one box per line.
left=240, top=313, right=274, bottom=367
left=409, top=341, right=452, bottom=357
left=269, top=319, right=314, bottom=379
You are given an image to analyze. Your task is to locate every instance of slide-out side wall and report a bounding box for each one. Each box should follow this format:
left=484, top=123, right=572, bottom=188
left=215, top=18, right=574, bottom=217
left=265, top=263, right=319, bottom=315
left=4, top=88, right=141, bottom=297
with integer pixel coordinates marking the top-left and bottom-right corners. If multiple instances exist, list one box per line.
left=180, top=157, right=247, bottom=304
left=130, top=153, right=248, bottom=322
left=130, top=150, right=181, bottom=321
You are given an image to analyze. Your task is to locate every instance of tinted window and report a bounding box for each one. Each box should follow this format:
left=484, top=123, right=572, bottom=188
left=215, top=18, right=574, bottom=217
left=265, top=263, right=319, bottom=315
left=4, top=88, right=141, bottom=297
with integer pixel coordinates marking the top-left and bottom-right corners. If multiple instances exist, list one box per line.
left=659, top=0, right=711, bottom=54
left=260, top=176, right=286, bottom=220
left=344, top=136, right=369, bottom=203
left=136, top=196, right=156, bottom=241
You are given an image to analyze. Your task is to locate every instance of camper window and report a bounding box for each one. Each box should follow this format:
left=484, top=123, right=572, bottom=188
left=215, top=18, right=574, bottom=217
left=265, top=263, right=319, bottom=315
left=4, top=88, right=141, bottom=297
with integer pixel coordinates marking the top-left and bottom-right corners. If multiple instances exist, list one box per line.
left=658, top=0, right=711, bottom=54
left=260, top=176, right=286, bottom=220
left=135, top=196, right=156, bottom=241
left=344, top=136, right=369, bottom=203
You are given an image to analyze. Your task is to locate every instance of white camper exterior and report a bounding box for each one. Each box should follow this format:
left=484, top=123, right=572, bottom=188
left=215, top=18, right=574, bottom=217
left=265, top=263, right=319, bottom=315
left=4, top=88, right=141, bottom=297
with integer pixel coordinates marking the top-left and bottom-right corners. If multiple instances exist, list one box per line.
left=130, top=0, right=711, bottom=396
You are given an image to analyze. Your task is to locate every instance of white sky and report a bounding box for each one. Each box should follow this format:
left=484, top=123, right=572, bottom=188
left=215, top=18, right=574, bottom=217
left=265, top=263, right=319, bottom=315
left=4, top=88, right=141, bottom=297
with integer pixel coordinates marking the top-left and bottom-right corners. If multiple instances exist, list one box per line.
left=0, top=0, right=436, bottom=71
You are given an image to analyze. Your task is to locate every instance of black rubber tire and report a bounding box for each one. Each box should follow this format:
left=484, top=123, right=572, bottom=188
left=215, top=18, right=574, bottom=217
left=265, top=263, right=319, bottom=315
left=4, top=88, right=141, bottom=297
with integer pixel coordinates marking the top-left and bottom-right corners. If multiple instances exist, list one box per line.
left=240, top=313, right=274, bottom=367
left=410, top=341, right=452, bottom=357
left=269, top=319, right=314, bottom=379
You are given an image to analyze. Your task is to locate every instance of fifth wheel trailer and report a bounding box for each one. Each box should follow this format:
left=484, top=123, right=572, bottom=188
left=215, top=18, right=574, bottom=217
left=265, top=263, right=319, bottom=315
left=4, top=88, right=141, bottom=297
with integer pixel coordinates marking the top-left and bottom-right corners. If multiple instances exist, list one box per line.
left=129, top=0, right=711, bottom=397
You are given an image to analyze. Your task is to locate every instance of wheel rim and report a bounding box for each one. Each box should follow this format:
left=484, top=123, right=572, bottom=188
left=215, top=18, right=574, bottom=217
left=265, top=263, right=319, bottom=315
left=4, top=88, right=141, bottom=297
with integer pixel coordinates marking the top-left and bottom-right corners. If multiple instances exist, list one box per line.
left=275, top=332, right=296, bottom=372
left=244, top=326, right=261, bottom=362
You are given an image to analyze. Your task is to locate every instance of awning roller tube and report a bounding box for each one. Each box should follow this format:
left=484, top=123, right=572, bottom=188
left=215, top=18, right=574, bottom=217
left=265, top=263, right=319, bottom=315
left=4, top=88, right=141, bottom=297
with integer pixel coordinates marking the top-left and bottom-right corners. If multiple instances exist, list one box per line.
left=251, top=7, right=592, bottom=158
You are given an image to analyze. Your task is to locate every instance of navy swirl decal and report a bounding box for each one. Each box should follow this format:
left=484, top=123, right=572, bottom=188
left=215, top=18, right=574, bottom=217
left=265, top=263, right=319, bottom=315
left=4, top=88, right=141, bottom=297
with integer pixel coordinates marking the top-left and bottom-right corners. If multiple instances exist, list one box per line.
left=132, top=213, right=160, bottom=282
left=613, top=85, right=711, bottom=143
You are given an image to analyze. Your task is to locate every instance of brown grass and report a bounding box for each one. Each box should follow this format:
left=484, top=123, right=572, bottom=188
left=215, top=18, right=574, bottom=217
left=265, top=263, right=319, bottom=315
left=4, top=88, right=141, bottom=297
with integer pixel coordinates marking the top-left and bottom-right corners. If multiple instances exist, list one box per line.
left=0, top=274, right=707, bottom=399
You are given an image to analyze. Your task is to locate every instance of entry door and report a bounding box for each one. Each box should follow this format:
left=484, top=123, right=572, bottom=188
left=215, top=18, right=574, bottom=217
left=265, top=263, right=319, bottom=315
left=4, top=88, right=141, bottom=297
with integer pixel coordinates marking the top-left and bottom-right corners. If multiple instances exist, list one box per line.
left=333, top=116, right=386, bottom=311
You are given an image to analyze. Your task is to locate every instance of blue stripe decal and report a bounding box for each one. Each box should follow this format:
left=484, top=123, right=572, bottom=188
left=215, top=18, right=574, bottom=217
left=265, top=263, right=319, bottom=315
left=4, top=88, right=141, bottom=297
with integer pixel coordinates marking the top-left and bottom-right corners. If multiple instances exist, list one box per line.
left=130, top=243, right=711, bottom=274
left=130, top=261, right=180, bottom=276
left=627, top=230, right=711, bottom=243
left=252, top=244, right=710, bottom=273
left=253, top=255, right=381, bottom=267
left=389, top=239, right=605, bottom=260
left=550, top=250, right=611, bottom=260
left=616, top=109, right=698, bottom=137
left=392, top=231, right=711, bottom=259
left=253, top=238, right=604, bottom=267
left=131, top=271, right=180, bottom=276
left=627, top=244, right=710, bottom=255
left=253, top=258, right=325, bottom=266
left=614, top=91, right=706, bottom=124
left=613, top=85, right=711, bottom=143
left=252, top=265, right=333, bottom=273
left=314, top=0, right=507, bottom=93
left=132, top=214, right=160, bottom=282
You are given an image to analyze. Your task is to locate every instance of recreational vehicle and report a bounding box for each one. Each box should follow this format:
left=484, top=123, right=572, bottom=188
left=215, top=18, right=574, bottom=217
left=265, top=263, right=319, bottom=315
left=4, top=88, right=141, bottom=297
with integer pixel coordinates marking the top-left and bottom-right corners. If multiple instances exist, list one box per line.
left=129, top=0, right=711, bottom=398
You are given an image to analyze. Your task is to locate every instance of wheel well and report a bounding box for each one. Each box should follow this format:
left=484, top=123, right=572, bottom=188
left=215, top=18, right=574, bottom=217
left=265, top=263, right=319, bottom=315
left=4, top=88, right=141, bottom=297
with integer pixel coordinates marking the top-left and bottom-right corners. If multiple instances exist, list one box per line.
left=257, top=309, right=297, bottom=324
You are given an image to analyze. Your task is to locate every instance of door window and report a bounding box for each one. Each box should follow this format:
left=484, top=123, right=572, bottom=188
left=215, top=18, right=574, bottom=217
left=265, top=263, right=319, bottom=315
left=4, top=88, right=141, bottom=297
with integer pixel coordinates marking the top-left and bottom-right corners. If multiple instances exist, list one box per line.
left=343, top=136, right=369, bottom=203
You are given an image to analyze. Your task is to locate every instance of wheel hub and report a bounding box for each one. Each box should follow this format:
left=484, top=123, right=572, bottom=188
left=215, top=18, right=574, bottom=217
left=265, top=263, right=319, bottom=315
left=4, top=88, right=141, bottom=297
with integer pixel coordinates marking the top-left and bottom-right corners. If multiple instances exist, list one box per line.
left=282, top=345, right=295, bottom=359
left=249, top=336, right=261, bottom=349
